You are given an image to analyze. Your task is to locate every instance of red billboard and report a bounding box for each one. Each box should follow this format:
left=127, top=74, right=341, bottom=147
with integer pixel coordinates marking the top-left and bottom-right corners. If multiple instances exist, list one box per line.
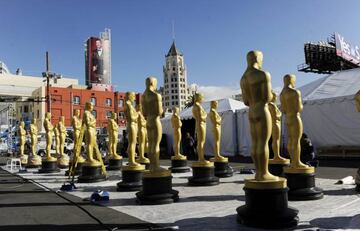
left=85, top=29, right=111, bottom=86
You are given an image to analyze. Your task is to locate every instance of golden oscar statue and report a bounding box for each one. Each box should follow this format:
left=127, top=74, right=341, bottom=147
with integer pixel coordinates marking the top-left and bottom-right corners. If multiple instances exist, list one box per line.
left=354, top=90, right=360, bottom=192
left=135, top=77, right=178, bottom=204
left=71, top=109, right=85, bottom=164
left=171, top=107, right=186, bottom=160
left=237, top=51, right=298, bottom=229
left=268, top=90, right=290, bottom=176
left=188, top=93, right=219, bottom=186
left=281, top=74, right=323, bottom=200
left=107, top=112, right=123, bottom=170
left=44, top=112, right=56, bottom=162
left=28, top=118, right=41, bottom=167
left=117, top=92, right=145, bottom=191
left=58, top=116, right=69, bottom=168
left=136, top=104, right=150, bottom=167
left=39, top=112, right=60, bottom=173
left=209, top=101, right=227, bottom=162
left=209, top=100, right=233, bottom=177
left=77, top=102, right=107, bottom=182
left=125, top=92, right=144, bottom=169
left=18, top=121, right=28, bottom=165
left=193, top=93, right=209, bottom=165
left=54, top=125, right=60, bottom=156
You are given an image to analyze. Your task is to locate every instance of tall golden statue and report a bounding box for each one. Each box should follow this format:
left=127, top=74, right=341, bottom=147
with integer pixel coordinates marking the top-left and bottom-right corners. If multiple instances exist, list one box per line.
left=108, top=112, right=122, bottom=160
left=171, top=107, right=186, bottom=160
left=125, top=92, right=143, bottom=169
left=83, top=102, right=101, bottom=167
left=142, top=77, right=169, bottom=175
left=18, top=121, right=28, bottom=165
left=240, top=50, right=279, bottom=183
left=29, top=118, right=41, bottom=166
left=54, top=125, right=60, bottom=156
left=280, top=74, right=309, bottom=169
left=58, top=116, right=69, bottom=167
left=43, top=112, right=56, bottom=161
left=192, top=93, right=212, bottom=166
left=209, top=100, right=227, bottom=162
left=71, top=109, right=85, bottom=164
left=136, top=104, right=150, bottom=164
left=268, top=91, right=290, bottom=164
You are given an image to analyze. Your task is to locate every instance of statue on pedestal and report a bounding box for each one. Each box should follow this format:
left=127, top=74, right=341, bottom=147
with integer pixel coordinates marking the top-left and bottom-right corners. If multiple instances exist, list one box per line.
left=83, top=102, right=101, bottom=167
left=28, top=118, right=41, bottom=167
left=269, top=91, right=289, bottom=163
left=280, top=74, right=309, bottom=170
left=135, top=76, right=178, bottom=204
left=237, top=51, right=298, bottom=229
left=125, top=92, right=143, bottom=169
left=18, top=121, right=28, bottom=165
left=136, top=104, right=150, bottom=165
left=281, top=74, right=323, bottom=200
left=209, top=100, right=227, bottom=162
left=209, top=100, right=233, bottom=177
left=171, top=107, right=186, bottom=160
left=58, top=116, right=69, bottom=167
left=108, top=112, right=122, bottom=160
left=192, top=93, right=211, bottom=166
left=240, top=51, right=279, bottom=183
left=77, top=102, right=107, bottom=182
left=141, top=78, right=169, bottom=176
left=43, top=112, right=56, bottom=162
left=71, top=109, right=85, bottom=164
left=54, top=124, right=60, bottom=157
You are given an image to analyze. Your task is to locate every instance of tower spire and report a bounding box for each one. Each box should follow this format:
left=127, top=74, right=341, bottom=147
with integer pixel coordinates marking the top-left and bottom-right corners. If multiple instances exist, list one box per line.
left=172, top=20, right=175, bottom=41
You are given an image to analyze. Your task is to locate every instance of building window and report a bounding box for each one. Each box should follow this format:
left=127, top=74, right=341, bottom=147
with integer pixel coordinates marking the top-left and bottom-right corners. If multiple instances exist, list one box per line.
left=73, top=96, right=80, bottom=105
left=119, top=99, right=124, bottom=107
left=90, top=97, right=96, bottom=106
left=24, top=105, right=29, bottom=113
left=92, top=110, right=97, bottom=118
left=105, top=98, right=112, bottom=106
left=106, top=111, right=112, bottom=118
left=118, top=112, right=125, bottom=119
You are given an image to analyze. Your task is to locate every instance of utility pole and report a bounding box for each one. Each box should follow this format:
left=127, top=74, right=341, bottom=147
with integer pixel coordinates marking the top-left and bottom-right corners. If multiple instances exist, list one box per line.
left=42, top=51, right=62, bottom=113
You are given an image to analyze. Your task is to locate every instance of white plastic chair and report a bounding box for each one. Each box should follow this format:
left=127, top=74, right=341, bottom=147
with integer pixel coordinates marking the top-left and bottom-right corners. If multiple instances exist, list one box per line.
left=6, top=158, right=22, bottom=171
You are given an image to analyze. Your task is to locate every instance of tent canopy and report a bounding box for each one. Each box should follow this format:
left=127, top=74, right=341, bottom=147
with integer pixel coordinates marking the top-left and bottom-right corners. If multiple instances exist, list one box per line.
left=164, top=98, right=246, bottom=120
left=300, top=67, right=360, bottom=101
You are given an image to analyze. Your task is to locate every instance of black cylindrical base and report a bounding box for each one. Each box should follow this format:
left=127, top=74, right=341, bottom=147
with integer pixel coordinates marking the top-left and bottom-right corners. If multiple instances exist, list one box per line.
left=188, top=166, right=219, bottom=186
left=356, top=184, right=360, bottom=193
left=78, top=165, right=107, bottom=183
left=136, top=176, right=179, bottom=205
left=269, top=163, right=289, bottom=177
left=169, top=159, right=191, bottom=173
left=38, top=161, right=60, bottom=173
left=214, top=162, right=233, bottom=178
left=58, top=164, right=69, bottom=169
left=27, top=164, right=41, bottom=169
left=65, top=162, right=84, bottom=176
left=117, top=170, right=143, bottom=191
left=107, top=159, right=123, bottom=171
left=237, top=187, right=299, bottom=229
left=284, top=172, right=323, bottom=201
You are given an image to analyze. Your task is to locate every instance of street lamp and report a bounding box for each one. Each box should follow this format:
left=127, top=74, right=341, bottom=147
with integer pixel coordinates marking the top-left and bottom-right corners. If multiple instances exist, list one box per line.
left=42, top=51, right=62, bottom=113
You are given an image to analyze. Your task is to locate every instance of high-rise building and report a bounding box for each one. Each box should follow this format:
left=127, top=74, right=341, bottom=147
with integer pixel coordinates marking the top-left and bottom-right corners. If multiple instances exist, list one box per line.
left=162, top=41, right=190, bottom=112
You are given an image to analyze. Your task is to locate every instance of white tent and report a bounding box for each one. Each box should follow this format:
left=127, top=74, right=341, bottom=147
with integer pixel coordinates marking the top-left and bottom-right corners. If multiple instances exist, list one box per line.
left=161, top=98, right=247, bottom=157
left=299, top=68, right=360, bottom=148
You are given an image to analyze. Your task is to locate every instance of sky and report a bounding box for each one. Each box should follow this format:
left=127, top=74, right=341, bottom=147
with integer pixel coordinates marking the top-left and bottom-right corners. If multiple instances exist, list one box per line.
left=2, top=0, right=360, bottom=98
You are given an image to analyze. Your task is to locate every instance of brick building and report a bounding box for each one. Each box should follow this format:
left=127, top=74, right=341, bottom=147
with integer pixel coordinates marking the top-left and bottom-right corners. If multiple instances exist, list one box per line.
left=32, top=84, right=141, bottom=131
